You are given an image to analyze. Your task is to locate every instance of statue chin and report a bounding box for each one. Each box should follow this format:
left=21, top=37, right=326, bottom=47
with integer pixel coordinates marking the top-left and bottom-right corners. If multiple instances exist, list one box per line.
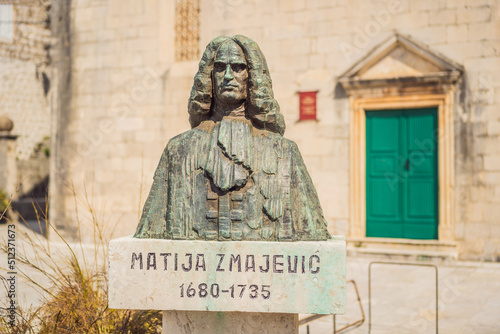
left=217, top=93, right=245, bottom=106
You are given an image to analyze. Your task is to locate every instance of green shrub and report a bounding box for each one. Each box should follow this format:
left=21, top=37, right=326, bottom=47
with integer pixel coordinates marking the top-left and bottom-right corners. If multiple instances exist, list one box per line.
left=0, top=190, right=8, bottom=215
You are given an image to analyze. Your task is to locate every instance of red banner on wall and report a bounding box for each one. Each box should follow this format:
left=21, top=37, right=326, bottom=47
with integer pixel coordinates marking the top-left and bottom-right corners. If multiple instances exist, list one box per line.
left=299, top=91, right=317, bottom=120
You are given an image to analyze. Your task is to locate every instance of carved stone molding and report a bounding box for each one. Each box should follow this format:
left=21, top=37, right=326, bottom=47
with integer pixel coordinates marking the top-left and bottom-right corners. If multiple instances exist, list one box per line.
left=339, top=33, right=463, bottom=243
left=339, top=33, right=463, bottom=95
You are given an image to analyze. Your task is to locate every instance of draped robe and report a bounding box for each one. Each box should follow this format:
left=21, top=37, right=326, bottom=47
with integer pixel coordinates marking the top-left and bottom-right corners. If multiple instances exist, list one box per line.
left=134, top=116, right=330, bottom=241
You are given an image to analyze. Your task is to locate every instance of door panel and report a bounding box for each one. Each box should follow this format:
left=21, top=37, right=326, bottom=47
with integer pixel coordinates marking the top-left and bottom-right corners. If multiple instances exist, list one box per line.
left=368, top=114, right=399, bottom=150
left=368, top=179, right=400, bottom=217
left=407, top=180, right=436, bottom=218
left=366, top=222, right=403, bottom=238
left=366, top=108, right=438, bottom=239
left=371, top=156, right=397, bottom=175
left=366, top=110, right=403, bottom=238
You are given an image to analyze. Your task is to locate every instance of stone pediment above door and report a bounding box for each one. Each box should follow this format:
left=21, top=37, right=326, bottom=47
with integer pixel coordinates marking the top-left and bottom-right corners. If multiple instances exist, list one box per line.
left=339, top=33, right=463, bottom=93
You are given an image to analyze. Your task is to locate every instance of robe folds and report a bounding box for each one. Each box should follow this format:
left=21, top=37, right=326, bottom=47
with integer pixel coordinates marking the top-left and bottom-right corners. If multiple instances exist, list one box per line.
left=134, top=116, right=331, bottom=241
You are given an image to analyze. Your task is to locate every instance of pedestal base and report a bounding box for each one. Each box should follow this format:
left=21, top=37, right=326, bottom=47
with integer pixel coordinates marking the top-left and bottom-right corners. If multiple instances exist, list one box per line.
left=109, top=237, right=346, bottom=314
left=163, top=311, right=298, bottom=334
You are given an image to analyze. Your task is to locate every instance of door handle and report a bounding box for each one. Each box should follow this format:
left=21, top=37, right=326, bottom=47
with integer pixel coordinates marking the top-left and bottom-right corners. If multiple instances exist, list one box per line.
left=405, top=159, right=409, bottom=171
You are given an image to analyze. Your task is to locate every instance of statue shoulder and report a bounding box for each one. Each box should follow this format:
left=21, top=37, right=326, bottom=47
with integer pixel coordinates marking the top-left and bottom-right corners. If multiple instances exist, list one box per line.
left=281, top=136, right=299, bottom=149
left=265, top=132, right=300, bottom=151
left=165, top=126, right=211, bottom=152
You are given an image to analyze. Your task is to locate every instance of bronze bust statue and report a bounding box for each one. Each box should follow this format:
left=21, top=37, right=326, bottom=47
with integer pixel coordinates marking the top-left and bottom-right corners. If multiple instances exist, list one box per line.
left=134, top=35, right=331, bottom=241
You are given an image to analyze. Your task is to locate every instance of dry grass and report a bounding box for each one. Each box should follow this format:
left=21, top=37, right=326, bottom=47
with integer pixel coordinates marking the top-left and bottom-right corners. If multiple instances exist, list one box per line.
left=0, top=186, right=161, bottom=334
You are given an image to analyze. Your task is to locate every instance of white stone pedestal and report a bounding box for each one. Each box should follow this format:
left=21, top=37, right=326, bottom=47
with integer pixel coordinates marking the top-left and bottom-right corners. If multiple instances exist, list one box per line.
left=163, top=311, right=298, bottom=334
left=108, top=236, right=346, bottom=332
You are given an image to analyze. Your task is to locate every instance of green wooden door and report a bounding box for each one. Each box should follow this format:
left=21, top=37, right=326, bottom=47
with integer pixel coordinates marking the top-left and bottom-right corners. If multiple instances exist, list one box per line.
left=366, top=108, right=438, bottom=239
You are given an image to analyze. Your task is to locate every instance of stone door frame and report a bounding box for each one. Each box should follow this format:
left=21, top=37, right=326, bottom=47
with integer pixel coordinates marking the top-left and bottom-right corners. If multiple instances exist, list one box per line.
left=349, top=92, right=455, bottom=242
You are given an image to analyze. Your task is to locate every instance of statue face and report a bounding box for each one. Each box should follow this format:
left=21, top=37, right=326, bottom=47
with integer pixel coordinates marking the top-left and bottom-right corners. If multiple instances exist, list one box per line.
left=213, top=40, right=248, bottom=106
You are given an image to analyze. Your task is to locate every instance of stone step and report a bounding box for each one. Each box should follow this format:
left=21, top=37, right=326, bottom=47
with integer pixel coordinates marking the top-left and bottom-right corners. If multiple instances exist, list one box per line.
left=347, top=237, right=458, bottom=262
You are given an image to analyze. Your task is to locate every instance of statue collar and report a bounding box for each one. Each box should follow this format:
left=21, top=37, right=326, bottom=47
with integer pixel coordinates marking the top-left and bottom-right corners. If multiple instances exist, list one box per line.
left=211, top=103, right=246, bottom=120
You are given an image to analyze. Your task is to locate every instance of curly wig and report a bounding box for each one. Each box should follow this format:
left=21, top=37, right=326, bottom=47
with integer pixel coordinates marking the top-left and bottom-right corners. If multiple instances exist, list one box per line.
left=187, top=35, right=286, bottom=136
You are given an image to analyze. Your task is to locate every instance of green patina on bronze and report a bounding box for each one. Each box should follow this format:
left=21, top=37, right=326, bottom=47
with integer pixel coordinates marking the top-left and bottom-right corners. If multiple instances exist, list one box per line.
left=134, top=35, right=331, bottom=241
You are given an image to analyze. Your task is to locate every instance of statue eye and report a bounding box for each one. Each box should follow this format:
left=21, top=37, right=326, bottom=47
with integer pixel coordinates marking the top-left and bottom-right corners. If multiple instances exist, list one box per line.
left=232, top=64, right=246, bottom=72
left=214, top=63, right=226, bottom=72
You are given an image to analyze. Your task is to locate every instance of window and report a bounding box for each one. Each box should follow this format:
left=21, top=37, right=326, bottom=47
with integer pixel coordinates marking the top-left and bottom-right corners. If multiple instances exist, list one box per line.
left=0, top=4, right=13, bottom=42
left=175, top=0, right=200, bottom=61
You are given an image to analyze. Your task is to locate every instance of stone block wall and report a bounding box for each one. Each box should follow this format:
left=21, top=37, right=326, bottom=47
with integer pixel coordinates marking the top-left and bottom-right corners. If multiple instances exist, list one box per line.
left=57, top=0, right=500, bottom=260
left=0, top=58, right=49, bottom=161
left=0, top=1, right=50, bottom=204
left=51, top=0, right=181, bottom=240
left=0, top=1, right=50, bottom=63
left=0, top=1, right=50, bottom=161
left=198, top=0, right=500, bottom=260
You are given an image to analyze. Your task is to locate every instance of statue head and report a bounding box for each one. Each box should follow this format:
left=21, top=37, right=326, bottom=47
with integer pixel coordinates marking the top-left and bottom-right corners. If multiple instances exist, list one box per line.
left=213, top=39, right=248, bottom=109
left=188, top=35, right=286, bottom=135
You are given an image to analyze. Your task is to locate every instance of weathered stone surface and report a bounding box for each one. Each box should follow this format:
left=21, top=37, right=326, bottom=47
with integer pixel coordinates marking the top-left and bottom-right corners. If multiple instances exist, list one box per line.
left=162, top=311, right=298, bottom=334
left=108, top=236, right=346, bottom=314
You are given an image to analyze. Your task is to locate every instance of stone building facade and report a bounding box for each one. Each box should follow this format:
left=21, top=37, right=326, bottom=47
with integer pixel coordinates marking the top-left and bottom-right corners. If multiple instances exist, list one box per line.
left=0, top=1, right=50, bottom=198
left=50, top=0, right=500, bottom=261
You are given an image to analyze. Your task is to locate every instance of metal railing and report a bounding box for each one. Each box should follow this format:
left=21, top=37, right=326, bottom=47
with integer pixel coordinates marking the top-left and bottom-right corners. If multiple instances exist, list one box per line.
left=299, top=279, right=365, bottom=334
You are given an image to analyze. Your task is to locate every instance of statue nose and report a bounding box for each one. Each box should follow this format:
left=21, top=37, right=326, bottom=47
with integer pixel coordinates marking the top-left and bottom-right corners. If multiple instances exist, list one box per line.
left=224, top=65, right=234, bottom=80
